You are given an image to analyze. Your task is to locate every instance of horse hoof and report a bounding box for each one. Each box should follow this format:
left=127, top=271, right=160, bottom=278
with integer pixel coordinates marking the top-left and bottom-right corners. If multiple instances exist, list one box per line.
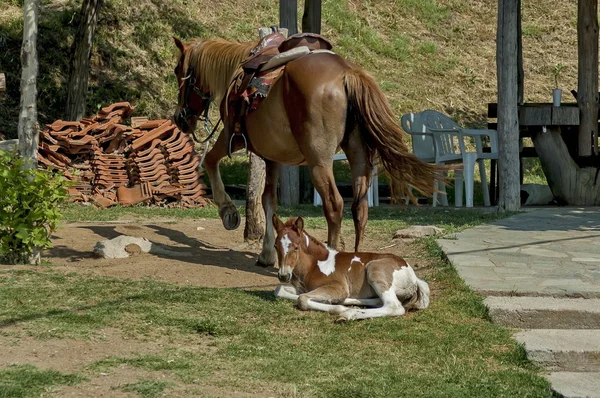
left=255, top=259, right=274, bottom=268
left=219, top=204, right=240, bottom=230
left=335, top=316, right=349, bottom=324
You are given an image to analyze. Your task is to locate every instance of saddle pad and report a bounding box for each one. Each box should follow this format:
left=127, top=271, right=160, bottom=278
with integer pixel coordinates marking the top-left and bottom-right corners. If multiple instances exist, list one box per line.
left=240, top=65, right=285, bottom=114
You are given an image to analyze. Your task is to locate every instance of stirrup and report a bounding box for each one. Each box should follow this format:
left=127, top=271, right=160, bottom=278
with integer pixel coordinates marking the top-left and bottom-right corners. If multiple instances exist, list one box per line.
left=228, top=133, right=248, bottom=157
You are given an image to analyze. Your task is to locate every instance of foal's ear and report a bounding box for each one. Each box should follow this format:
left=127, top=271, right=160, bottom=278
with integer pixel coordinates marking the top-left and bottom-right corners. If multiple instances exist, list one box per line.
left=173, top=37, right=185, bottom=53
left=272, top=214, right=284, bottom=232
left=294, top=217, right=304, bottom=232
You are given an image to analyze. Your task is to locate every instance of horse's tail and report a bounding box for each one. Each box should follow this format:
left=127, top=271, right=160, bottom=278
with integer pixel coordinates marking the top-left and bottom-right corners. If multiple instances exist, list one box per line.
left=343, top=67, right=445, bottom=201
left=414, top=277, right=430, bottom=310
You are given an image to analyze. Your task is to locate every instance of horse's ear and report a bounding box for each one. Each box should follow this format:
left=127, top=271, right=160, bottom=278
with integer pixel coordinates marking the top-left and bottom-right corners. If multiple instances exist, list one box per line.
left=173, top=36, right=185, bottom=53
left=272, top=214, right=284, bottom=232
left=294, top=217, right=304, bottom=232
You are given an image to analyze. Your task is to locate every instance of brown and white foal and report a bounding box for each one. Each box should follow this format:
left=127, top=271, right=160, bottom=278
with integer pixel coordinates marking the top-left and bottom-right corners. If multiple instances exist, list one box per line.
left=272, top=215, right=430, bottom=321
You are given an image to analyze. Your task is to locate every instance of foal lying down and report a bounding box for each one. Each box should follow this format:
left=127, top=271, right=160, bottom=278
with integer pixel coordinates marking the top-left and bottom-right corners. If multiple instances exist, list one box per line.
left=272, top=215, right=430, bottom=322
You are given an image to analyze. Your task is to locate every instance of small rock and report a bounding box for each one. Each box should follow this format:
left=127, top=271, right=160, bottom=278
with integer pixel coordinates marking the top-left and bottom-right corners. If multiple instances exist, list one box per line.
left=93, top=236, right=153, bottom=259
left=196, top=226, right=205, bottom=231
left=393, top=225, right=444, bottom=239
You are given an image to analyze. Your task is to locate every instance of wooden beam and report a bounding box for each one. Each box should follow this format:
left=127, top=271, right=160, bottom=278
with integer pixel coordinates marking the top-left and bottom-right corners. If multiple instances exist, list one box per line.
left=279, top=2, right=299, bottom=205
left=0, top=73, right=5, bottom=92
left=577, top=0, right=598, bottom=157
left=496, top=0, right=521, bottom=211
left=517, top=0, right=524, bottom=105
left=279, top=0, right=298, bottom=36
left=302, top=0, right=321, bottom=33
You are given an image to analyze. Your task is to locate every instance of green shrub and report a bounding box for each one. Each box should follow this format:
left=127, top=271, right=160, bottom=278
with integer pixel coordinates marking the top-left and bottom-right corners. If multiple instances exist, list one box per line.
left=0, top=151, right=68, bottom=264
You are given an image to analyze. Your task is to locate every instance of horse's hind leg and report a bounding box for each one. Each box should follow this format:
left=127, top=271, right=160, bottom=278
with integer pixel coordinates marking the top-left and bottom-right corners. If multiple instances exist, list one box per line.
left=342, top=127, right=374, bottom=251
left=309, top=164, right=344, bottom=250
left=203, top=132, right=244, bottom=230
left=337, top=259, right=406, bottom=322
left=257, top=160, right=280, bottom=267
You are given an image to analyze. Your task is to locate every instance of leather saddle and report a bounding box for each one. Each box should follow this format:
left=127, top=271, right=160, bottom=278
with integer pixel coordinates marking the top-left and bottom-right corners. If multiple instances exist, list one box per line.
left=224, top=31, right=335, bottom=156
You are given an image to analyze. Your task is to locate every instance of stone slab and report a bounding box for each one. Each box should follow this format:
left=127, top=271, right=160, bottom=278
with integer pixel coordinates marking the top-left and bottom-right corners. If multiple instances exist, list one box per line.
left=513, top=329, right=600, bottom=371
left=547, top=372, right=600, bottom=398
left=485, top=297, right=600, bottom=329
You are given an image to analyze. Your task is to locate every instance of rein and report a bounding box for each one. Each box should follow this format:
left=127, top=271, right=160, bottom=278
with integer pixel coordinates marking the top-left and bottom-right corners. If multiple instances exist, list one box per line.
left=179, top=65, right=222, bottom=144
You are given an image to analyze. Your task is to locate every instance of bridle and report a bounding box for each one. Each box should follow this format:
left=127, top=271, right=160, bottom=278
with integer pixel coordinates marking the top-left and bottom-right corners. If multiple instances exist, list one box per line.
left=178, top=65, right=222, bottom=143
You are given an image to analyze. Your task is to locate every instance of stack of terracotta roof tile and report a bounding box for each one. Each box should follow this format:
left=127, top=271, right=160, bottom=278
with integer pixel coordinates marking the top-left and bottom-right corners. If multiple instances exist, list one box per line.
left=37, top=102, right=208, bottom=208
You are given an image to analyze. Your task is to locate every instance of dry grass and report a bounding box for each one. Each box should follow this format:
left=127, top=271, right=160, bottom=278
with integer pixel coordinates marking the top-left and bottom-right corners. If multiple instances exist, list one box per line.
left=0, top=0, right=582, bottom=137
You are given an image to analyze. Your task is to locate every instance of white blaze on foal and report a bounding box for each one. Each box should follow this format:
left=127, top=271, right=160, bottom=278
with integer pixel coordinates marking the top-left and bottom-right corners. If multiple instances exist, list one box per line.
left=272, top=215, right=431, bottom=322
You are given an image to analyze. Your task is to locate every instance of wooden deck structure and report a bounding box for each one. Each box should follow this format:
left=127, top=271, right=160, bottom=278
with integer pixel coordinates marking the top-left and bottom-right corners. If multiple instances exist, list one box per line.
left=496, top=0, right=600, bottom=207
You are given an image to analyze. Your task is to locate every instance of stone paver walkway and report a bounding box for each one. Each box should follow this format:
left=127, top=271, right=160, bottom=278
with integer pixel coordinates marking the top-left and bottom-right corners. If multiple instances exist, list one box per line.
left=438, top=207, right=600, bottom=298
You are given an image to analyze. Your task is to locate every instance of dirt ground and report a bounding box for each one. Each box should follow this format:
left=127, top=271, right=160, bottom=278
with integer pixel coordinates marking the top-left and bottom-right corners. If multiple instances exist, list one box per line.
left=1, top=218, right=429, bottom=397
left=42, top=218, right=423, bottom=289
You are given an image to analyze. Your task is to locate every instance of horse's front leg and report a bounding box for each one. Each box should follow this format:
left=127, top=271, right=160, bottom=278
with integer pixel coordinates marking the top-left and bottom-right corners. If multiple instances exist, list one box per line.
left=204, top=132, right=244, bottom=230
left=297, top=285, right=350, bottom=315
left=257, top=160, right=280, bottom=267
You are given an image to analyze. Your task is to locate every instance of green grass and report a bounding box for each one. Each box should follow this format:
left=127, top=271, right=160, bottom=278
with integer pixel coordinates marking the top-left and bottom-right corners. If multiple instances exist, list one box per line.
left=0, top=365, right=85, bottom=398
left=0, top=252, right=550, bottom=397
left=120, top=380, right=175, bottom=397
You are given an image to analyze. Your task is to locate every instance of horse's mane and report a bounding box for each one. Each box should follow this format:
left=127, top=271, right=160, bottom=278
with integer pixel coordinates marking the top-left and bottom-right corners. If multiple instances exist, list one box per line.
left=183, top=38, right=255, bottom=101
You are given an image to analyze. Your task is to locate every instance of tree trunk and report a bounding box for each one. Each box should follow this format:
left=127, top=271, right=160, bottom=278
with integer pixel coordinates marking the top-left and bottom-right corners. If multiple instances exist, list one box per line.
left=532, top=128, right=600, bottom=205
left=496, top=0, right=520, bottom=211
left=18, top=0, right=39, bottom=171
left=244, top=152, right=266, bottom=242
left=65, top=0, right=103, bottom=121
left=302, top=0, right=321, bottom=34
left=577, top=0, right=598, bottom=157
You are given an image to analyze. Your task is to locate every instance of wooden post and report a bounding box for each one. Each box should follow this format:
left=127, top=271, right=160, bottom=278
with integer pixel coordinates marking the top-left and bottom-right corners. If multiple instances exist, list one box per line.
left=279, top=2, right=299, bottom=205
left=577, top=0, right=598, bottom=157
left=18, top=0, right=39, bottom=169
left=0, top=73, right=5, bottom=92
left=496, top=0, right=520, bottom=211
left=279, top=0, right=298, bottom=35
left=243, top=27, right=272, bottom=243
left=516, top=0, right=524, bottom=105
left=302, top=0, right=322, bottom=34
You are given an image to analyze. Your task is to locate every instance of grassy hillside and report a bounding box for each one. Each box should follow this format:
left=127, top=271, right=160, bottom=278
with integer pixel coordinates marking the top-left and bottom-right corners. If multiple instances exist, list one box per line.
left=0, top=0, right=578, bottom=139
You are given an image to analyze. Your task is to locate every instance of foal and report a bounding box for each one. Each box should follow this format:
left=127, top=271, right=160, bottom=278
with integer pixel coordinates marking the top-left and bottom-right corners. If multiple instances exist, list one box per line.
left=272, top=215, right=430, bottom=322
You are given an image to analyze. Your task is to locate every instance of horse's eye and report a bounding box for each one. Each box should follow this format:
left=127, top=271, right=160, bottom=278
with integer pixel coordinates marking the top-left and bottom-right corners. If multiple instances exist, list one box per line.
left=294, top=247, right=299, bottom=251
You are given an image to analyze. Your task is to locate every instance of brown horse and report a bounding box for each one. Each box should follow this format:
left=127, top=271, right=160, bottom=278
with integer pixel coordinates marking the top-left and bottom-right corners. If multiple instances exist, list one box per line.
left=172, top=36, right=442, bottom=267
left=272, top=215, right=430, bottom=322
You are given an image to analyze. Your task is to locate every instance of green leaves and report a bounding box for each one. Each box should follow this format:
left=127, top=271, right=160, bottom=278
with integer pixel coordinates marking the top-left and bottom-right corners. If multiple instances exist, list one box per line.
left=0, top=150, right=68, bottom=264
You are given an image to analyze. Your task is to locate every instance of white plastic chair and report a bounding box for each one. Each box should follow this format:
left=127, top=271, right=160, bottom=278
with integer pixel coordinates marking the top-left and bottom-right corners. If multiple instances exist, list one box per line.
left=313, top=153, right=379, bottom=207
left=401, top=112, right=457, bottom=206
left=420, top=110, right=498, bottom=207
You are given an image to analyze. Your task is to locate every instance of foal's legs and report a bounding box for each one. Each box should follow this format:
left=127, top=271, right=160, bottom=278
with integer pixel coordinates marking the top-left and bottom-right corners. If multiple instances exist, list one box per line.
left=257, top=160, right=280, bottom=267
left=203, top=133, right=244, bottom=230
left=296, top=285, right=349, bottom=315
left=337, top=259, right=407, bottom=322
left=342, top=128, right=374, bottom=251
left=309, top=164, right=344, bottom=250
left=274, top=285, right=383, bottom=307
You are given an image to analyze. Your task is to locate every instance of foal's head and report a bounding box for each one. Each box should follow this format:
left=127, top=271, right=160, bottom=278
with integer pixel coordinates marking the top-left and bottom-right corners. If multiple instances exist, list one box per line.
left=272, top=215, right=307, bottom=283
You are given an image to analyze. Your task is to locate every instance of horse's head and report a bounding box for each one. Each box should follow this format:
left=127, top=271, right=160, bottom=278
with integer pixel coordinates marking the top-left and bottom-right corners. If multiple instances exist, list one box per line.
left=272, top=215, right=306, bottom=283
left=172, top=37, right=212, bottom=135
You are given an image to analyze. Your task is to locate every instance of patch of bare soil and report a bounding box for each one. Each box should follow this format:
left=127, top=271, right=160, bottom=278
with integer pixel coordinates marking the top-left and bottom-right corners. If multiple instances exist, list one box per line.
left=43, top=218, right=280, bottom=289
left=1, top=218, right=436, bottom=397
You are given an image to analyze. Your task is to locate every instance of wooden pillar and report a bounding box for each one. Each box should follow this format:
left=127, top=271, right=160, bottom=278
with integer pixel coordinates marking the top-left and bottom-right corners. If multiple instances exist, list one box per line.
left=279, top=1, right=299, bottom=205
left=577, top=0, right=598, bottom=157
left=18, top=0, right=39, bottom=169
left=302, top=0, right=321, bottom=34
left=279, top=0, right=298, bottom=35
left=496, top=0, right=520, bottom=211
left=517, top=0, right=524, bottom=105
left=243, top=27, right=272, bottom=243
left=0, top=73, right=5, bottom=92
